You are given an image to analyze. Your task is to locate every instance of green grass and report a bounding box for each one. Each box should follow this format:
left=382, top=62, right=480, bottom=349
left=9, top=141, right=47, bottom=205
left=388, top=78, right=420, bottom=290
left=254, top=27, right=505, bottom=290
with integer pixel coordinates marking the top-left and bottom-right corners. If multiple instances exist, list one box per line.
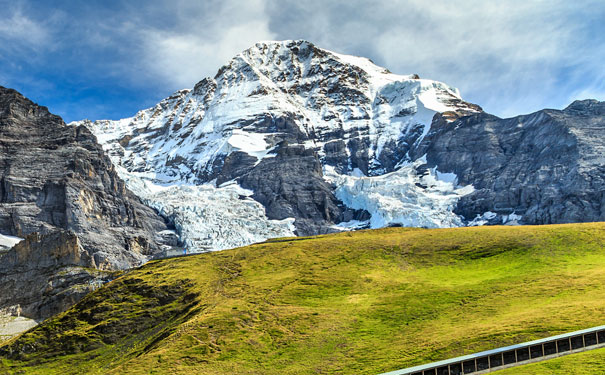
left=1, top=223, right=605, bottom=374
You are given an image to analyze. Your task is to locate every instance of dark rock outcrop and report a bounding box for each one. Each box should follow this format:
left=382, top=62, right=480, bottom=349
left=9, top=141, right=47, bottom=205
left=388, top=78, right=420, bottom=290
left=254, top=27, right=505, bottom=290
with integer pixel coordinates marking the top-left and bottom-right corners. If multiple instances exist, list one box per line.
left=0, top=231, right=116, bottom=319
left=0, top=86, right=169, bottom=319
left=417, top=99, right=605, bottom=224
left=234, top=142, right=344, bottom=235
left=216, top=126, right=369, bottom=235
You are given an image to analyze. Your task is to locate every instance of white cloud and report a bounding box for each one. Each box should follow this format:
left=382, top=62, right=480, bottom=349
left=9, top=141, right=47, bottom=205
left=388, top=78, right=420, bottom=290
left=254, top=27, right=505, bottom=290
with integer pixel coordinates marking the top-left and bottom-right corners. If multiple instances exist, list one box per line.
left=138, top=0, right=275, bottom=88
left=265, top=0, right=605, bottom=117
left=3, top=0, right=603, bottom=121
left=382, top=1, right=595, bottom=115
left=0, top=7, right=50, bottom=52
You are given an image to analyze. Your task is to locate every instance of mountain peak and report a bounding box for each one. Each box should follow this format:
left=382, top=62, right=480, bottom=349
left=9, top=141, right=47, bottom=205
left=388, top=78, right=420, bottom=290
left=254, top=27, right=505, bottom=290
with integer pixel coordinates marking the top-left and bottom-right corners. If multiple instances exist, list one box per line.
left=79, top=40, right=483, bottom=252
left=564, top=99, right=605, bottom=115
left=229, top=39, right=408, bottom=83
left=0, top=86, right=61, bottom=127
left=247, top=39, right=316, bottom=50
left=207, top=39, right=468, bottom=120
left=240, top=39, right=318, bottom=58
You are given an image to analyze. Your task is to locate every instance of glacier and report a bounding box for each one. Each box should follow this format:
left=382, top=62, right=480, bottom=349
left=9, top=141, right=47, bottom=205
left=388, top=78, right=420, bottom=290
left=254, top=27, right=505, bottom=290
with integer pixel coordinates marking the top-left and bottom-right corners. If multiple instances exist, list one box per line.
left=116, top=167, right=295, bottom=252
left=0, top=233, right=23, bottom=251
left=325, top=159, right=474, bottom=229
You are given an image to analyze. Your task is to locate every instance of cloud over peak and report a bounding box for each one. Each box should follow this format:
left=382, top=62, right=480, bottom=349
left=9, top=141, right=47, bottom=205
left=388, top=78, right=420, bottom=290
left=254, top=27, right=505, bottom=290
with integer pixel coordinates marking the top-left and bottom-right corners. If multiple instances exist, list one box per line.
left=0, top=0, right=603, bottom=122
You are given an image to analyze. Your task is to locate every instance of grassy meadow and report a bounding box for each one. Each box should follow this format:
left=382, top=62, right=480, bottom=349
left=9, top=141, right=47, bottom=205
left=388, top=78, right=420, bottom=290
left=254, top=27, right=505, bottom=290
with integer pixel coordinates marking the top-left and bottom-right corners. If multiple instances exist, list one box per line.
left=2, top=223, right=605, bottom=374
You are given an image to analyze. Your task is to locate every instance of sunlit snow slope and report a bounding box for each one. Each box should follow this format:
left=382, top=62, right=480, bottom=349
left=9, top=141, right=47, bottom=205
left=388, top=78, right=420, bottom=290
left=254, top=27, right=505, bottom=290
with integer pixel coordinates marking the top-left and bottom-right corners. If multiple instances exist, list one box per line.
left=77, top=40, right=482, bottom=252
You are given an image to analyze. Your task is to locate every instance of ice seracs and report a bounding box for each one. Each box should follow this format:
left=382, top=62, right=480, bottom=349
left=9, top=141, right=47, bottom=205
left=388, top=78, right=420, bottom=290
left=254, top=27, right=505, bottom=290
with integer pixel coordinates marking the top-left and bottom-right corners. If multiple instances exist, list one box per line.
left=325, top=158, right=474, bottom=229
left=120, top=169, right=295, bottom=252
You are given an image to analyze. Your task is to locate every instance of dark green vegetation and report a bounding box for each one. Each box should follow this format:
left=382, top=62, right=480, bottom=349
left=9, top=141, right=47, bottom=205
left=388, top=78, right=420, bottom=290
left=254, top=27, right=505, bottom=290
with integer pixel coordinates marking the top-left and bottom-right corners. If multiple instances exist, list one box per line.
left=2, top=223, right=605, bottom=374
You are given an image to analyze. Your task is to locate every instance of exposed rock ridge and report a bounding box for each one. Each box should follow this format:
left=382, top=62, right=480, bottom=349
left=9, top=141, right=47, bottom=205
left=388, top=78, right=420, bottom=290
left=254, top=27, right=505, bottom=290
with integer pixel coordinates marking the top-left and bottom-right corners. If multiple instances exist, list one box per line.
left=0, top=86, right=173, bottom=319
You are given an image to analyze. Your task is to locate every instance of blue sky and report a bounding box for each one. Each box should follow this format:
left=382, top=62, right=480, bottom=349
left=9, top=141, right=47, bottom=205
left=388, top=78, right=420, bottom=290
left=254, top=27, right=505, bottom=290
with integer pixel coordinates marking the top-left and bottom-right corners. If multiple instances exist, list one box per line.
left=1, top=0, right=604, bottom=123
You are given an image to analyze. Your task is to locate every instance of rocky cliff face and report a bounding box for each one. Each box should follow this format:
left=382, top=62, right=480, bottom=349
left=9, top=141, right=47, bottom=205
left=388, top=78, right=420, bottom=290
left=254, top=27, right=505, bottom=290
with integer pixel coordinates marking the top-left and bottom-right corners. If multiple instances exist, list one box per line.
left=0, top=86, right=173, bottom=319
left=417, top=100, right=605, bottom=225
left=0, top=231, right=117, bottom=319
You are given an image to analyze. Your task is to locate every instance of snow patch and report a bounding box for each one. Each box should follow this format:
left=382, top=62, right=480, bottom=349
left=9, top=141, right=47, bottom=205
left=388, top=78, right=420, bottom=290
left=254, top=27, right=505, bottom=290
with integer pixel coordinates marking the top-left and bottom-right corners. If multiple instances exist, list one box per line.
left=433, top=168, right=458, bottom=184
left=468, top=211, right=498, bottom=226
left=331, top=219, right=371, bottom=231
left=0, top=233, right=23, bottom=251
left=227, top=129, right=275, bottom=163
left=503, top=212, right=523, bottom=225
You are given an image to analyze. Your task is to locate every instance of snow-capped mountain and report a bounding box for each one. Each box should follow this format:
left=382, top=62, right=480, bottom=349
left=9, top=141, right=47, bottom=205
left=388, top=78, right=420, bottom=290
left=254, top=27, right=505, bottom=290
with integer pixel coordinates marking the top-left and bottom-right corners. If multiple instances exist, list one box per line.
left=86, top=40, right=479, bottom=181
left=76, top=40, right=481, bottom=252
left=78, top=39, right=605, bottom=253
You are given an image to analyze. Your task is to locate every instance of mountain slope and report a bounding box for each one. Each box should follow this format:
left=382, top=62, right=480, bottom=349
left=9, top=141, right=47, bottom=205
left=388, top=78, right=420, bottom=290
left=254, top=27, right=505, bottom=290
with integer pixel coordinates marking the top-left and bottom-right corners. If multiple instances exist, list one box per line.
left=0, top=87, right=174, bottom=319
left=2, top=223, right=605, bottom=374
left=77, top=40, right=481, bottom=251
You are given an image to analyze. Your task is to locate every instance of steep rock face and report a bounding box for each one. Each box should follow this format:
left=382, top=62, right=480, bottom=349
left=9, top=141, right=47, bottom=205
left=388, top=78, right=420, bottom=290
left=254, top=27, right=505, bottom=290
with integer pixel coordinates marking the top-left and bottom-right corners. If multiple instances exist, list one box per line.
left=0, top=87, right=169, bottom=268
left=418, top=100, right=605, bottom=224
left=79, top=40, right=480, bottom=248
left=0, top=231, right=116, bottom=319
left=0, top=87, right=171, bottom=319
left=234, top=142, right=366, bottom=235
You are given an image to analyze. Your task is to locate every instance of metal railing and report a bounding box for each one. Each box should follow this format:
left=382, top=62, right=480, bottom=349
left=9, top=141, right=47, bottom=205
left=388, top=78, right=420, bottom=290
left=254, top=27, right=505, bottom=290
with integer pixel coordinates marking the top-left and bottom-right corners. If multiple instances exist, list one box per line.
left=381, top=325, right=605, bottom=375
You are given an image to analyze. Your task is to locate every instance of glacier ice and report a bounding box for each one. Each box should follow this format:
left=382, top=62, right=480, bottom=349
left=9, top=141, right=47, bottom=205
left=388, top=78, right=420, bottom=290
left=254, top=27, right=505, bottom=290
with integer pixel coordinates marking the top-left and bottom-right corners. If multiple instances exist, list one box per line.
left=118, top=168, right=295, bottom=252
left=0, top=233, right=23, bottom=251
left=324, top=160, right=474, bottom=229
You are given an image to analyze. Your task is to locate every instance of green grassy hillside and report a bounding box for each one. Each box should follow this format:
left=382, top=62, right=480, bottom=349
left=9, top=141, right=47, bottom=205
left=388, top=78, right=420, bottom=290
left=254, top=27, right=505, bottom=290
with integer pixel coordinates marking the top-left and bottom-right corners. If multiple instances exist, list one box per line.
left=2, top=223, right=605, bottom=374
